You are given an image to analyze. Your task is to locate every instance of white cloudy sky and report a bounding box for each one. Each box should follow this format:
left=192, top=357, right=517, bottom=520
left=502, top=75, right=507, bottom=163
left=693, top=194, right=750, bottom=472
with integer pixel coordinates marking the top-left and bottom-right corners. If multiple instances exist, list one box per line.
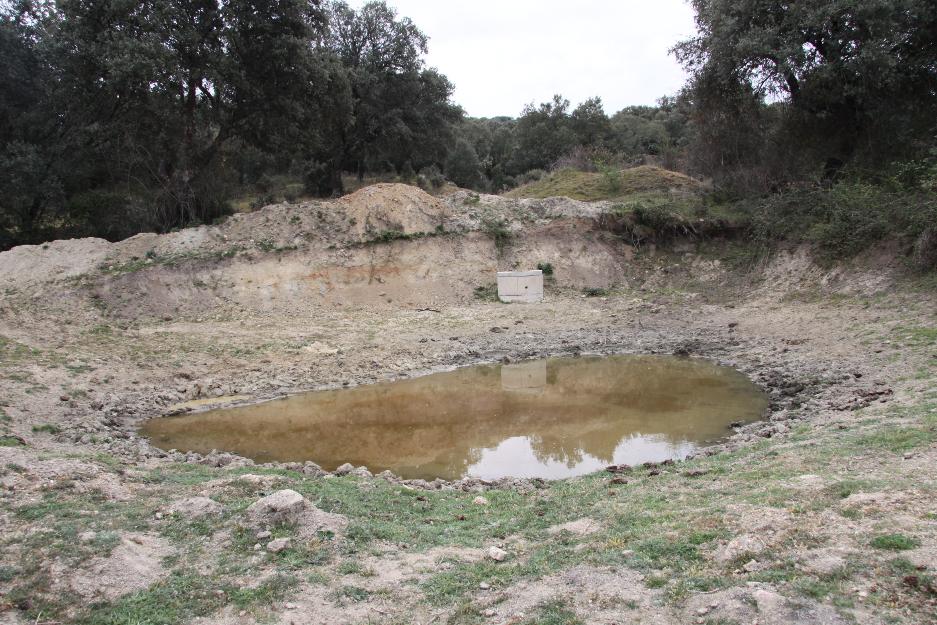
left=348, top=0, right=698, bottom=118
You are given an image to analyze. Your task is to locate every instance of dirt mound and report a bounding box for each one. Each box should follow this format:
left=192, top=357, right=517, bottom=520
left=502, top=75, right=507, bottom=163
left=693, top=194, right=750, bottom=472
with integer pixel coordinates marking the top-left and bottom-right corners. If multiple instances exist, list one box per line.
left=506, top=165, right=705, bottom=201
left=336, top=183, right=451, bottom=237
left=58, top=533, right=170, bottom=601
left=0, top=237, right=111, bottom=288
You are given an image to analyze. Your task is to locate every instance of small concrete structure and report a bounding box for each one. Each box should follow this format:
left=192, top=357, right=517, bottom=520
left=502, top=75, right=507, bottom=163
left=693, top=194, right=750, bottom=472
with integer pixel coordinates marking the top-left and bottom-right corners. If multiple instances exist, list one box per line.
left=496, top=270, right=543, bottom=303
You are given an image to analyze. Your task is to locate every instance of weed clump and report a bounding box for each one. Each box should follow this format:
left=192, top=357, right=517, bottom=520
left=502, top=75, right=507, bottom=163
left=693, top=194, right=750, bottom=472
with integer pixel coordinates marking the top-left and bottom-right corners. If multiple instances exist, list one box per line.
left=473, top=284, right=500, bottom=302
left=870, top=533, right=920, bottom=551
left=481, top=217, right=512, bottom=255
left=582, top=287, right=608, bottom=297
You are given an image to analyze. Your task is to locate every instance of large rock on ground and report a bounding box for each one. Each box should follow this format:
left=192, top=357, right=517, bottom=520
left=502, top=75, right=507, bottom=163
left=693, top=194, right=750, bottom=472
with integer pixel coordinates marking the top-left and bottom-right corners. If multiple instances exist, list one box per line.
left=245, top=488, right=349, bottom=537
left=714, top=533, right=767, bottom=564
left=246, top=489, right=306, bottom=527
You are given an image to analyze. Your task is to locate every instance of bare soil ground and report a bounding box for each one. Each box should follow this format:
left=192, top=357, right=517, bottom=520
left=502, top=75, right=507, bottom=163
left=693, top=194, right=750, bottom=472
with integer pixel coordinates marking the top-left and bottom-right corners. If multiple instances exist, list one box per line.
left=0, top=184, right=935, bottom=625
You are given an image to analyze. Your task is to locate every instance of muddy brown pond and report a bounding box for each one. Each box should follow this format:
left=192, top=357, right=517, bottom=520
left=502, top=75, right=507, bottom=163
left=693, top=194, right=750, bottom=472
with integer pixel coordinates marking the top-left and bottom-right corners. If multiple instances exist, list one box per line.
left=142, top=355, right=768, bottom=480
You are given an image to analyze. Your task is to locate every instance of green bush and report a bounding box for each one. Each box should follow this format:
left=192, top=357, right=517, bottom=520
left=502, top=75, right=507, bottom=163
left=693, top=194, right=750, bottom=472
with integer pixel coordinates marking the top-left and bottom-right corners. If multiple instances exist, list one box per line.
left=744, top=182, right=937, bottom=267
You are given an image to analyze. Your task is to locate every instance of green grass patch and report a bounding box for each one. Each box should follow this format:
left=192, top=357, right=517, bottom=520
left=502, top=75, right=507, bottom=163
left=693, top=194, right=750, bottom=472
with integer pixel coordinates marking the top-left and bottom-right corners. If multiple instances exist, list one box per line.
left=852, top=426, right=937, bottom=454
left=522, top=599, right=582, bottom=625
left=0, top=434, right=26, bottom=447
left=870, top=534, right=920, bottom=551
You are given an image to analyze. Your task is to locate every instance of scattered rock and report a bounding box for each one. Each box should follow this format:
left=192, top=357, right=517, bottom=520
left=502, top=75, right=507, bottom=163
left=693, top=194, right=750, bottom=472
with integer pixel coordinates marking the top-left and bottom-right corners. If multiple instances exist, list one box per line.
left=350, top=466, right=373, bottom=478
left=266, top=538, right=291, bottom=553
left=800, top=551, right=846, bottom=576
left=487, top=546, right=508, bottom=562
left=547, top=518, right=601, bottom=537
left=334, top=463, right=355, bottom=476
left=165, top=496, right=223, bottom=519
left=715, top=534, right=767, bottom=564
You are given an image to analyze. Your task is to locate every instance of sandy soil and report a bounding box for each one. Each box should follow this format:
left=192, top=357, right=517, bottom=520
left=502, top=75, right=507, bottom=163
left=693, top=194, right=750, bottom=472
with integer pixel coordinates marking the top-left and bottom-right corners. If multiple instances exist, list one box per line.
left=0, top=184, right=935, bottom=624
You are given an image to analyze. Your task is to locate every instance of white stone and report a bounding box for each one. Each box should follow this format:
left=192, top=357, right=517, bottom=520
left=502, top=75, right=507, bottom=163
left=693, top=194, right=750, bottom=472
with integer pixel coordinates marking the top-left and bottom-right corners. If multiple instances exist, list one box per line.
left=246, top=489, right=306, bottom=526
left=473, top=496, right=489, bottom=505
left=487, top=546, right=508, bottom=562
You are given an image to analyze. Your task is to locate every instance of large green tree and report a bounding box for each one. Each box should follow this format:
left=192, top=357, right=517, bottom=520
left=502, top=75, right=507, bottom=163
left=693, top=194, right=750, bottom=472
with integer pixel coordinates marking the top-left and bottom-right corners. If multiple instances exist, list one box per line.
left=314, top=1, right=461, bottom=194
left=675, top=0, right=937, bottom=169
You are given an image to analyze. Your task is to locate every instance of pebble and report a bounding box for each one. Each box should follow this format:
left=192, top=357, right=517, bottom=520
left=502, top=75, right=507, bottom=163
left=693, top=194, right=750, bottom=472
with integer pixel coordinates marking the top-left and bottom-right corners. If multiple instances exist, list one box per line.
left=266, top=537, right=291, bottom=553
left=487, top=546, right=507, bottom=562
left=479, top=582, right=490, bottom=590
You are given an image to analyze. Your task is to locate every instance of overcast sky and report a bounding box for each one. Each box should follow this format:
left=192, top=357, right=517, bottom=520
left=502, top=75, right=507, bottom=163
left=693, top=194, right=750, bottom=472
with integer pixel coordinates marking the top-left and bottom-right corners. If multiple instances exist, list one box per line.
left=348, top=0, right=698, bottom=118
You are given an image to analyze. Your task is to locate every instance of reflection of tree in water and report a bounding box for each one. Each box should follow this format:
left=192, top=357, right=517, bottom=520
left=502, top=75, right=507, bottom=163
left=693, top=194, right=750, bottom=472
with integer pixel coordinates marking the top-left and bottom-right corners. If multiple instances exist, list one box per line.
left=143, top=355, right=767, bottom=479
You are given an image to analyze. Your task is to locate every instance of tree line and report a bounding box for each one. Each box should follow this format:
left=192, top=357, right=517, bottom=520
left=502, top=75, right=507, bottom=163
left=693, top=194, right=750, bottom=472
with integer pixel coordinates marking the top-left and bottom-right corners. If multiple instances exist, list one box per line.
left=1, top=0, right=935, bottom=250
left=0, top=0, right=460, bottom=247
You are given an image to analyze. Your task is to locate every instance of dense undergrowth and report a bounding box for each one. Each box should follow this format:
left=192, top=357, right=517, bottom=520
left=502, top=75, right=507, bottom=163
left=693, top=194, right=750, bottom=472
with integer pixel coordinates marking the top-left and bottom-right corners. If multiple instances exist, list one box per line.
left=550, top=171, right=937, bottom=272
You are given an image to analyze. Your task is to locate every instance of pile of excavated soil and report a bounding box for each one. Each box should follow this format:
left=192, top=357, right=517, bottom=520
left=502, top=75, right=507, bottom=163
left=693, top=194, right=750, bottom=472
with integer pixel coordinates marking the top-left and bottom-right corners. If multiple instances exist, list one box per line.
left=335, top=183, right=452, bottom=237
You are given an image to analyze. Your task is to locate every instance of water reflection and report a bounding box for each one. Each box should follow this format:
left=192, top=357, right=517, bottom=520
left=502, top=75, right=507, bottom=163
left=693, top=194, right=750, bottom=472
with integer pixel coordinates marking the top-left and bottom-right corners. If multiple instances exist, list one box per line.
left=142, top=355, right=768, bottom=480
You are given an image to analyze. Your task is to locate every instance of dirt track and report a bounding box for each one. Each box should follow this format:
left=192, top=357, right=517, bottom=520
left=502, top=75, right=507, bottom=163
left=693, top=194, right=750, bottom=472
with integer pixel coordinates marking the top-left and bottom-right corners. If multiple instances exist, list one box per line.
left=1, top=184, right=936, bottom=624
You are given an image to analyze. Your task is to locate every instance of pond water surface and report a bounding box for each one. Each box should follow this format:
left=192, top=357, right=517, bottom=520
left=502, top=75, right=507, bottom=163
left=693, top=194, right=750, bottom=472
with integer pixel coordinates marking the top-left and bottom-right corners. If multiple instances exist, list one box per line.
left=142, top=355, right=768, bottom=480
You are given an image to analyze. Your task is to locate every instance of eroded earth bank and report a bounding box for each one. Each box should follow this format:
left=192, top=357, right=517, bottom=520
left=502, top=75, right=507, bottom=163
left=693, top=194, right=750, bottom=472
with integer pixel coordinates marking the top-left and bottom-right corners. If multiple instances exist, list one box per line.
left=0, top=184, right=935, bottom=624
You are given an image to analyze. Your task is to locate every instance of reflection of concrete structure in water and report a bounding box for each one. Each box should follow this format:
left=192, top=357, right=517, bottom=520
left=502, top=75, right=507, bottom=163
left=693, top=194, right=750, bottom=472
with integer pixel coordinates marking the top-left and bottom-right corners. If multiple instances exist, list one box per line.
left=142, top=355, right=769, bottom=480
left=500, top=360, right=547, bottom=394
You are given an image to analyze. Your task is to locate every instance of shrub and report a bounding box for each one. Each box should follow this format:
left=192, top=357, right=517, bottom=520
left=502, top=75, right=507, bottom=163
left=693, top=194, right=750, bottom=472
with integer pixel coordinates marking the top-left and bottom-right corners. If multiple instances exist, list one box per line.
left=744, top=182, right=937, bottom=267
left=598, top=163, right=623, bottom=194
left=473, top=284, right=499, bottom=301
left=481, top=217, right=512, bottom=255
left=417, top=165, right=446, bottom=191
left=515, top=169, right=546, bottom=185
left=536, top=262, right=554, bottom=276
